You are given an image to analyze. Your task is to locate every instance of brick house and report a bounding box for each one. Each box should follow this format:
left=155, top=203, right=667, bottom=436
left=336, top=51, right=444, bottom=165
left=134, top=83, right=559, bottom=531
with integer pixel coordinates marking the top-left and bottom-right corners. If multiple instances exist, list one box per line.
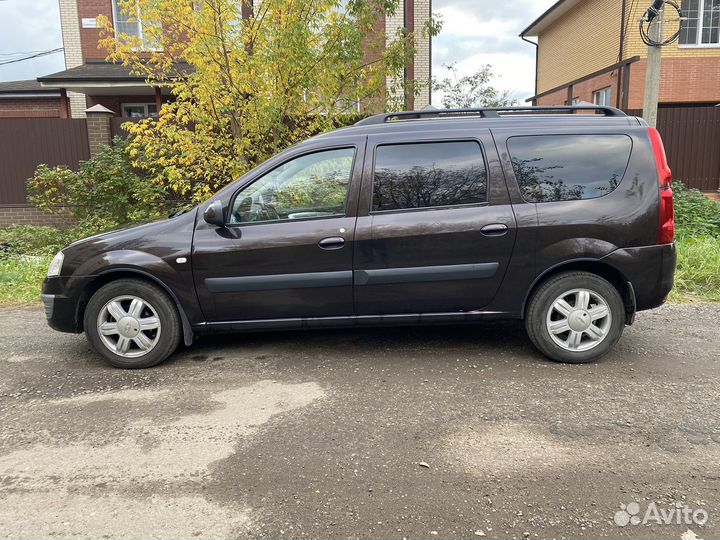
left=521, top=0, right=720, bottom=109
left=0, top=81, right=66, bottom=118
left=0, top=0, right=433, bottom=120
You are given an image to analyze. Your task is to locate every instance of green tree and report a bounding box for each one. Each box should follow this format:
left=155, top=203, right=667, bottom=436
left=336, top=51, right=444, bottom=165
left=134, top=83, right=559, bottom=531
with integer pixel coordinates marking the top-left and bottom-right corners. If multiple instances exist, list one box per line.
left=433, top=63, right=517, bottom=109
left=99, top=0, right=441, bottom=202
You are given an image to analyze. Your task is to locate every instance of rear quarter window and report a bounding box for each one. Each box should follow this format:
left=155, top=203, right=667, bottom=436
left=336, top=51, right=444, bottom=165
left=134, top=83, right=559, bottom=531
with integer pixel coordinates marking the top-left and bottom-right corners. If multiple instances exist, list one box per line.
left=507, top=134, right=633, bottom=203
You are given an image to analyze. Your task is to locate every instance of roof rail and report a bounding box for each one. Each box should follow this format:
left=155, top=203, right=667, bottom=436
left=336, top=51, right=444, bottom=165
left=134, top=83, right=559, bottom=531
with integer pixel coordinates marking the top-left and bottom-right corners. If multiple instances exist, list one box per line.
left=354, top=105, right=627, bottom=126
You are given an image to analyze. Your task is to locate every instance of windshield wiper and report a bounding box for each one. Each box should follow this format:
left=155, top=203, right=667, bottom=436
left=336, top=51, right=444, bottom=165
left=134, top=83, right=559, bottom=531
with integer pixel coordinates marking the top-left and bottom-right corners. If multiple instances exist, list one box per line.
left=170, top=208, right=191, bottom=218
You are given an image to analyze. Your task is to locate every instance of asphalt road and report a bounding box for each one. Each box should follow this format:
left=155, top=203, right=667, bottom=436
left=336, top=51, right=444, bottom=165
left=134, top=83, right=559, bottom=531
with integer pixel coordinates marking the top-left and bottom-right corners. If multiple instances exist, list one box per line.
left=0, top=303, right=719, bottom=540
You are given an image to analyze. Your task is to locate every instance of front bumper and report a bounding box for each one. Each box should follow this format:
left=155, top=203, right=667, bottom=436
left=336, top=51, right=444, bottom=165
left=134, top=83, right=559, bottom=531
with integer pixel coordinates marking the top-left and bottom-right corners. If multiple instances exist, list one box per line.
left=41, top=276, right=92, bottom=333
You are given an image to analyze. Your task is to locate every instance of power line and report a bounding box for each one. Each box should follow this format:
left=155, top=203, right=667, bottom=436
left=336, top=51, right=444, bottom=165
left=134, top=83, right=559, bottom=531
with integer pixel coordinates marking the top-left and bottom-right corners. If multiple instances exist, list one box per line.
left=0, top=50, right=60, bottom=58
left=0, top=47, right=63, bottom=66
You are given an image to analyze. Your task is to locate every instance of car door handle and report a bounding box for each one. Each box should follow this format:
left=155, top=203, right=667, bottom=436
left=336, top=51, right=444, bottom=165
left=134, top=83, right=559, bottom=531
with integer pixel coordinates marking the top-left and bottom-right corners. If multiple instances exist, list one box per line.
left=318, top=236, right=345, bottom=250
left=481, top=224, right=509, bottom=236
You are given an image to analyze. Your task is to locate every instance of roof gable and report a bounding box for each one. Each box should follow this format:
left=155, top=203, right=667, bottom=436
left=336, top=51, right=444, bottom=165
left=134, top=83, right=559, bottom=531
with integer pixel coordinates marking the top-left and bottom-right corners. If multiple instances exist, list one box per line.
left=520, top=0, right=586, bottom=37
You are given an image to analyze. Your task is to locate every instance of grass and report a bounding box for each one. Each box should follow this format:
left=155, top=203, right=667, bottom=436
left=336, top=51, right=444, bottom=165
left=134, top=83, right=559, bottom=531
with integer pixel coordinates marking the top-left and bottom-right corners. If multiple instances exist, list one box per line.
left=0, top=255, right=53, bottom=305
left=671, top=236, right=720, bottom=302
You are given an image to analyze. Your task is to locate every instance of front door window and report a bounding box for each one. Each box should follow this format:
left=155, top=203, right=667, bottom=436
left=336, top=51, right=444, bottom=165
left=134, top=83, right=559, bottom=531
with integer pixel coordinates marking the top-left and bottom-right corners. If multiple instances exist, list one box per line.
left=229, top=147, right=356, bottom=224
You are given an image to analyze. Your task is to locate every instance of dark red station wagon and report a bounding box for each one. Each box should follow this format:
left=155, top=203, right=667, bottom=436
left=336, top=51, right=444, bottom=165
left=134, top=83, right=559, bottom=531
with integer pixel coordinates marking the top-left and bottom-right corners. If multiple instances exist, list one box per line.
left=42, top=106, right=676, bottom=368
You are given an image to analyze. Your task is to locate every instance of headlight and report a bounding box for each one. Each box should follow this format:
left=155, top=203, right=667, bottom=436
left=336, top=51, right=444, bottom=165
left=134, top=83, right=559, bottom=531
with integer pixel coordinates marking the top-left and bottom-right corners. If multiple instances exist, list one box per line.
left=47, top=251, right=64, bottom=277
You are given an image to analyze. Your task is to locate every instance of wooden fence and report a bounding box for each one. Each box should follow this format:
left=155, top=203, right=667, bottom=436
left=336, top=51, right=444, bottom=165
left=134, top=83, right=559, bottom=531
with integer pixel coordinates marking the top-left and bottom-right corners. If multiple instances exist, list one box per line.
left=626, top=107, right=720, bottom=192
left=0, top=118, right=89, bottom=206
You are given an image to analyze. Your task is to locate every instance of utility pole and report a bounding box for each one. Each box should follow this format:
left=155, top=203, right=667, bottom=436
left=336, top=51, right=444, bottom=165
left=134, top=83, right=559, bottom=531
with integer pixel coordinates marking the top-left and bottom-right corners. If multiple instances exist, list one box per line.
left=642, top=3, right=664, bottom=127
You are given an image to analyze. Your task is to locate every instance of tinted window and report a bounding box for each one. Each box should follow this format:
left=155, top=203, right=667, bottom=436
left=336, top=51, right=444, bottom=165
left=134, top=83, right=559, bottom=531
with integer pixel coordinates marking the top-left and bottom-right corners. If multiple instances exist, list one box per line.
left=507, top=135, right=632, bottom=203
left=372, top=142, right=487, bottom=212
left=229, top=148, right=355, bottom=224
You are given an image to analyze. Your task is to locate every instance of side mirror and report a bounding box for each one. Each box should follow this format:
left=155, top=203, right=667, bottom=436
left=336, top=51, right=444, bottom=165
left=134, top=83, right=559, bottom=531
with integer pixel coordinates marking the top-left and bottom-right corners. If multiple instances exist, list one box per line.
left=203, top=200, right=225, bottom=227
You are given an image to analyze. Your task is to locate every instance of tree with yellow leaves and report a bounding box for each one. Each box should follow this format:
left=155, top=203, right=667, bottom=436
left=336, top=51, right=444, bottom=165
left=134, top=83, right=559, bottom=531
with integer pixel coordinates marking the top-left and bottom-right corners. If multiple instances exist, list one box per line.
left=98, top=0, right=440, bottom=203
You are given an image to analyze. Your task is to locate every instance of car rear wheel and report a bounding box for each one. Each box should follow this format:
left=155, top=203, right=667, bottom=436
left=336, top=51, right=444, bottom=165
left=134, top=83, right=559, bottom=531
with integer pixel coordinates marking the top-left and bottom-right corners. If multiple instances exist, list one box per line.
left=84, top=279, right=181, bottom=369
left=525, top=271, right=625, bottom=364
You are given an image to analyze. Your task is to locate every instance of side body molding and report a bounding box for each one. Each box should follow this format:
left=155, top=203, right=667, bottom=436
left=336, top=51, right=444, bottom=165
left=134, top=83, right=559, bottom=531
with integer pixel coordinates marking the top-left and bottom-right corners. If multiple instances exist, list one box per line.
left=203, top=263, right=500, bottom=294
left=355, top=263, right=500, bottom=286
left=205, top=271, right=353, bottom=293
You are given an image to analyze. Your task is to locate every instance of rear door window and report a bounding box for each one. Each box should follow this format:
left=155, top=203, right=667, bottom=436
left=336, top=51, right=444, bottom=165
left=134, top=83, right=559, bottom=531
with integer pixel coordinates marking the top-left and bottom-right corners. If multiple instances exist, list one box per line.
left=372, top=141, right=488, bottom=212
left=507, top=135, right=632, bottom=203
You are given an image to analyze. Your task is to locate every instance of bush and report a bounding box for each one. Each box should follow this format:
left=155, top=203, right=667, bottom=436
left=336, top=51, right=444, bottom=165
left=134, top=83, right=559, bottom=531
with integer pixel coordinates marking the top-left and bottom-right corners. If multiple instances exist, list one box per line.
left=673, top=181, right=720, bottom=238
left=27, top=137, right=170, bottom=232
left=0, top=226, right=82, bottom=257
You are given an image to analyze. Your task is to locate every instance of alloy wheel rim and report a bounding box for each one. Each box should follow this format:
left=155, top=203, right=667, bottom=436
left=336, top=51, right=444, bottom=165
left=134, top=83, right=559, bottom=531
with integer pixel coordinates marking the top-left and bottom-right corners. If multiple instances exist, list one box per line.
left=97, top=295, right=161, bottom=358
left=545, top=288, right=612, bottom=352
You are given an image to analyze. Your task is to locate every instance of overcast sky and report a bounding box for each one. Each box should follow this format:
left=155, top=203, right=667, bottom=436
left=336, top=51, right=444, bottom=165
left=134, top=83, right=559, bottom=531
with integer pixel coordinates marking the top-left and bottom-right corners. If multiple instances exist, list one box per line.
left=0, top=0, right=555, bottom=101
left=0, top=0, right=65, bottom=83
left=432, top=0, right=556, bottom=101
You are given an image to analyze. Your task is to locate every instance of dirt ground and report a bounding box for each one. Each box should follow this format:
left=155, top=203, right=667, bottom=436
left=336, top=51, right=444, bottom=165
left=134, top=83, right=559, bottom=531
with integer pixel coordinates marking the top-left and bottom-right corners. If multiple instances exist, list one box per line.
left=0, top=303, right=718, bottom=539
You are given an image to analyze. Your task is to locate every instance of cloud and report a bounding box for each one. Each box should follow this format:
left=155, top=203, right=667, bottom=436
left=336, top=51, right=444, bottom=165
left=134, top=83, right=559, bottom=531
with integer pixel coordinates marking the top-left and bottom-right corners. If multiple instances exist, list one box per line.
left=431, top=0, right=558, bottom=103
left=0, top=0, right=64, bottom=82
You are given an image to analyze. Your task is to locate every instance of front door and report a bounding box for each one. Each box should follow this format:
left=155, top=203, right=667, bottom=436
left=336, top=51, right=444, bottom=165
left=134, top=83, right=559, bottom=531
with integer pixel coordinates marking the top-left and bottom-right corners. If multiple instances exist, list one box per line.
left=353, top=133, right=517, bottom=315
left=193, top=142, right=363, bottom=322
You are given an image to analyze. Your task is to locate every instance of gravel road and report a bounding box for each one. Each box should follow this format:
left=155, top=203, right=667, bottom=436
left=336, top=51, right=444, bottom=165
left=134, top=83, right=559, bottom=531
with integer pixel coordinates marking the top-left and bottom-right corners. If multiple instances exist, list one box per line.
left=0, top=303, right=718, bottom=539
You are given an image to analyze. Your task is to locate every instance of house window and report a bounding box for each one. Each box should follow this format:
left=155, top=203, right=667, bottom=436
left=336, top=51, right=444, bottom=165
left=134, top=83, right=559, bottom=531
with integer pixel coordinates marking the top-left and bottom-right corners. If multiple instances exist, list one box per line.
left=121, top=103, right=158, bottom=118
left=680, top=0, right=720, bottom=45
left=593, top=87, right=612, bottom=106
left=112, top=0, right=153, bottom=48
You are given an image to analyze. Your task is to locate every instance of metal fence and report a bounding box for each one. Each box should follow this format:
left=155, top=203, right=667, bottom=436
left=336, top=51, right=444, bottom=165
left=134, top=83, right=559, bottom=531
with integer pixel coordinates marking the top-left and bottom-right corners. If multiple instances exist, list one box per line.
left=0, top=118, right=89, bottom=206
left=626, top=107, right=720, bottom=192
left=110, top=116, right=143, bottom=139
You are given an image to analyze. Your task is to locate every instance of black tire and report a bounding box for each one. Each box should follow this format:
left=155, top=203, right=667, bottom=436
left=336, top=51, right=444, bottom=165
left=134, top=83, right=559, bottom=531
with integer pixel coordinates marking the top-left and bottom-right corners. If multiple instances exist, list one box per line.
left=83, top=279, right=182, bottom=369
left=525, top=271, right=625, bottom=364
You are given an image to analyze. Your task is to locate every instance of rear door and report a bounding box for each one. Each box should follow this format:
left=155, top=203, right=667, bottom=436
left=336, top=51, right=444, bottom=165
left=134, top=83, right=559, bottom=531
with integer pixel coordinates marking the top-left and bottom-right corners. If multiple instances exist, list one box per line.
left=352, top=130, right=517, bottom=315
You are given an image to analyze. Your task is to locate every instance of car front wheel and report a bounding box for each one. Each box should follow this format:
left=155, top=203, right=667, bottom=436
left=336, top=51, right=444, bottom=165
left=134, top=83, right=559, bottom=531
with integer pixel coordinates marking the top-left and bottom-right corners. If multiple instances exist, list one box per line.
left=83, top=279, right=182, bottom=369
left=525, top=271, right=625, bottom=364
